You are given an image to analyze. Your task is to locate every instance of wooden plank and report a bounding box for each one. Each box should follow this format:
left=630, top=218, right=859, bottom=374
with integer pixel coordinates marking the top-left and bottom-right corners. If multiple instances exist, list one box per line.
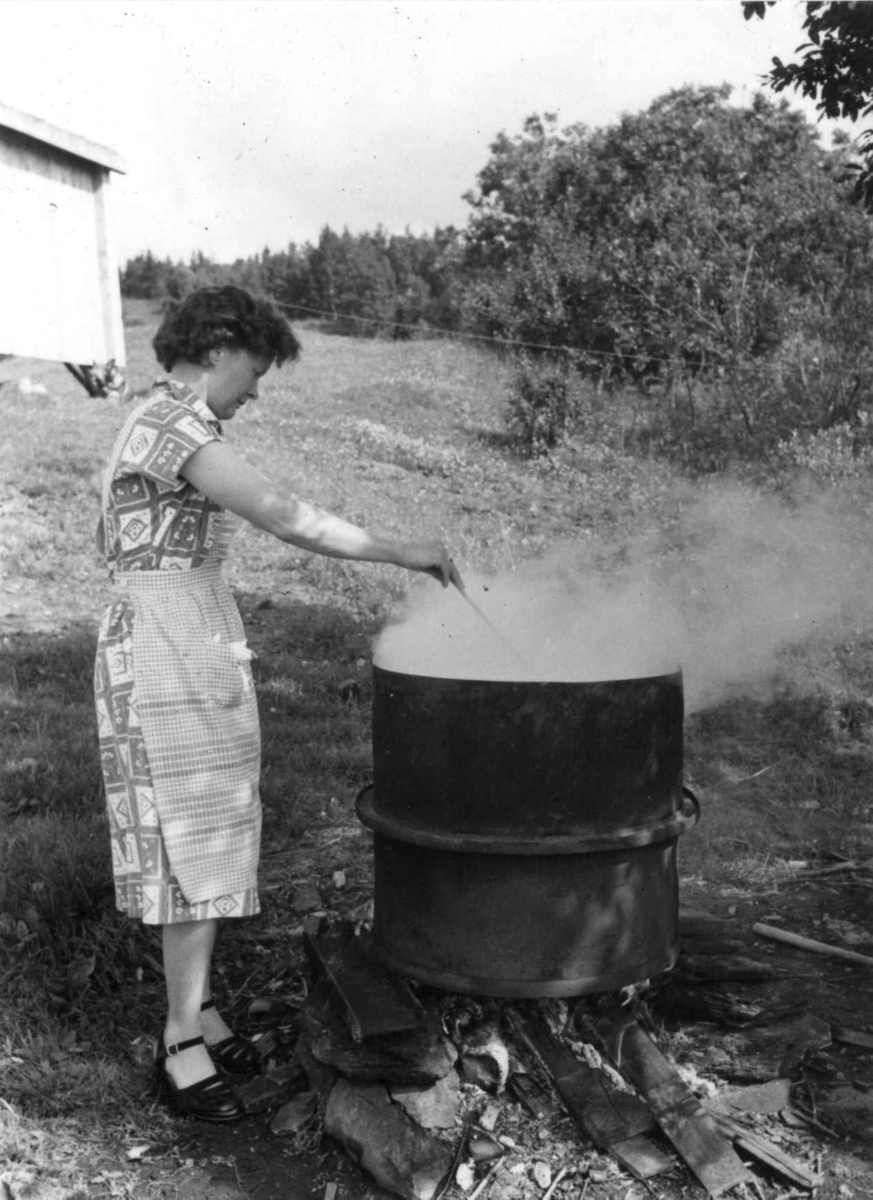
left=596, top=1012, right=751, bottom=1197
left=519, top=1012, right=655, bottom=1143
left=514, top=1012, right=672, bottom=1181
left=303, top=927, right=423, bottom=1043
left=710, top=1112, right=823, bottom=1190
left=833, top=1025, right=873, bottom=1050
left=506, top=1072, right=556, bottom=1120
left=0, top=99, right=127, bottom=172
left=609, top=1136, right=675, bottom=1181
left=92, top=171, right=126, bottom=366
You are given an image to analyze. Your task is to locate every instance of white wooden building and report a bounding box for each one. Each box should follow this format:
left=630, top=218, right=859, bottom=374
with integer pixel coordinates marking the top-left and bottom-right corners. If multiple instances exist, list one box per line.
left=0, top=101, right=127, bottom=368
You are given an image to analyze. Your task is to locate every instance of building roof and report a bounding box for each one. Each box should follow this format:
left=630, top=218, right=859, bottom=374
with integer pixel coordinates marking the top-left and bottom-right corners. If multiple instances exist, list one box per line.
left=0, top=100, right=127, bottom=174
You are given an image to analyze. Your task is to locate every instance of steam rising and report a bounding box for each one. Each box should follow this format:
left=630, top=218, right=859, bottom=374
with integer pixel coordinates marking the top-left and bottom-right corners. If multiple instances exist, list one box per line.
left=374, top=483, right=873, bottom=714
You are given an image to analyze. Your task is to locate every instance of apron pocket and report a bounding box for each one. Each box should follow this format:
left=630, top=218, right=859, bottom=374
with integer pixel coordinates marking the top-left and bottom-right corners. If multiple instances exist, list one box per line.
left=188, top=637, right=252, bottom=709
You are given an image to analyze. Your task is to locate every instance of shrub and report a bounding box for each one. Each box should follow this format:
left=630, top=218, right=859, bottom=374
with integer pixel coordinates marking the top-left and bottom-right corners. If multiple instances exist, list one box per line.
left=772, top=414, right=873, bottom=485
left=505, top=354, right=579, bottom=457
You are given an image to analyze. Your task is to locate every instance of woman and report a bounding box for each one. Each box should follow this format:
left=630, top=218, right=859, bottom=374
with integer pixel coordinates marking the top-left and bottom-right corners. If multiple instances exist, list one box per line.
left=94, top=285, right=461, bottom=1123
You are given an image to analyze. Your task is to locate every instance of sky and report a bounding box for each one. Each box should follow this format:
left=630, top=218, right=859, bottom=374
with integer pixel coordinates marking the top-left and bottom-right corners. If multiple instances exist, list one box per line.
left=0, top=0, right=835, bottom=266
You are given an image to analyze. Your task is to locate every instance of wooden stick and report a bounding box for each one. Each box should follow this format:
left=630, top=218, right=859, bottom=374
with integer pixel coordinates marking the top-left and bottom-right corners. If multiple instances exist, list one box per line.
left=791, top=1105, right=842, bottom=1140
left=752, top=923, right=873, bottom=967
left=433, top=1122, right=472, bottom=1200
left=783, top=859, right=872, bottom=882
left=541, top=1165, right=572, bottom=1200
left=453, top=580, right=534, bottom=671
left=468, top=1160, right=503, bottom=1200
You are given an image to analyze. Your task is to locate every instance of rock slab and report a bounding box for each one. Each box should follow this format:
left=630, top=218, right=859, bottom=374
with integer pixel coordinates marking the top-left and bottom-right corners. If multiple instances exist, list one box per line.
left=324, top=1078, right=452, bottom=1200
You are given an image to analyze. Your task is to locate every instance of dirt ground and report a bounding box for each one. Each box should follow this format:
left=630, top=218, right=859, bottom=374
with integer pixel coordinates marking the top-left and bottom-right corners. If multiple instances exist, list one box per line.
left=2, top=598, right=872, bottom=1199
left=71, top=870, right=871, bottom=1200
left=2, top=418, right=871, bottom=1199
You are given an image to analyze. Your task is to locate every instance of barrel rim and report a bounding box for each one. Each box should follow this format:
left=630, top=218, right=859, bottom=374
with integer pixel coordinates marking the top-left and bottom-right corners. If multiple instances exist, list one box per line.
left=372, top=662, right=684, bottom=688
left=368, top=939, right=680, bottom=997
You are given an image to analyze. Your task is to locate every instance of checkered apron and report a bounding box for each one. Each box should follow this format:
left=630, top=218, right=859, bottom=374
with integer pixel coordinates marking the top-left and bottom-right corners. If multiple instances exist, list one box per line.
left=96, top=401, right=262, bottom=909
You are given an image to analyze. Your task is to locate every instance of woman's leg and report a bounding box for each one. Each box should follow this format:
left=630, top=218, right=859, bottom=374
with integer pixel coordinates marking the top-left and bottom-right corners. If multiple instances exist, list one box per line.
left=198, top=928, right=238, bottom=1048
left=162, top=918, right=221, bottom=1088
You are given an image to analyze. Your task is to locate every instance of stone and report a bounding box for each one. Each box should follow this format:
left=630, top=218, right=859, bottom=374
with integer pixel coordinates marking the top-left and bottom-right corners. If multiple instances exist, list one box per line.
left=722, top=1079, right=793, bottom=1115
left=389, top=1068, right=462, bottom=1129
left=252, top=1028, right=281, bottom=1061
left=468, top=1133, right=504, bottom=1162
left=478, top=1102, right=501, bottom=1132
left=303, top=981, right=457, bottom=1086
left=324, top=1078, right=453, bottom=1200
left=532, top=1162, right=552, bottom=1189
left=264, top=1060, right=307, bottom=1088
left=293, top=1032, right=339, bottom=1096
left=270, top=1089, right=319, bottom=1135
left=455, top=1162, right=476, bottom=1192
left=292, top=885, right=323, bottom=913
left=237, top=1075, right=285, bottom=1114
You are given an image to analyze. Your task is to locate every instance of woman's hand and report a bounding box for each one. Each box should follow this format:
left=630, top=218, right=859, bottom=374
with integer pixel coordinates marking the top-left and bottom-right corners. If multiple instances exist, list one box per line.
left=401, top=540, right=464, bottom=589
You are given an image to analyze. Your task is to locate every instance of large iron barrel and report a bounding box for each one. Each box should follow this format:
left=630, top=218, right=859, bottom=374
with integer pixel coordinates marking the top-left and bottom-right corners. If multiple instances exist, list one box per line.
left=356, top=664, right=699, bottom=997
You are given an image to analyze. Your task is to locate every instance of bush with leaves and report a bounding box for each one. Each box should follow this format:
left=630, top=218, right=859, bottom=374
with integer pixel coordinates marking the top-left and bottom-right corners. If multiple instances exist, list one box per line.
left=505, top=354, right=581, bottom=457
left=460, top=87, right=873, bottom=470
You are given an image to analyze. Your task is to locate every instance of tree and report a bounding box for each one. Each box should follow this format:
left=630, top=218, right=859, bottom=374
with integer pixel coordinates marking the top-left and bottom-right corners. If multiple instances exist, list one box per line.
left=460, top=86, right=873, bottom=461
left=744, top=1, right=873, bottom=208
left=385, top=227, right=464, bottom=334
left=463, top=88, right=859, bottom=375
left=307, top=227, right=397, bottom=334
left=120, top=251, right=164, bottom=299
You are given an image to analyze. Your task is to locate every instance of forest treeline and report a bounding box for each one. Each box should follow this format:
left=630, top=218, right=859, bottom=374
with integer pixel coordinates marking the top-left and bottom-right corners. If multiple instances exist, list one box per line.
left=121, top=225, right=466, bottom=339
left=121, top=86, right=873, bottom=470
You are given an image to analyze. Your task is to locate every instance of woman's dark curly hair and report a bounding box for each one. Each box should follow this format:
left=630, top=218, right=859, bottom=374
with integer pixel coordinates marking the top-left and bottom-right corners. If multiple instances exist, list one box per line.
left=153, top=285, right=301, bottom=370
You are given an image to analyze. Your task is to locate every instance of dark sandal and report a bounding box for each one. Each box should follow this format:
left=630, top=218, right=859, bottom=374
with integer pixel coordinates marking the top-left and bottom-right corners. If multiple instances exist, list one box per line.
left=154, top=1032, right=245, bottom=1123
left=201, top=999, right=261, bottom=1075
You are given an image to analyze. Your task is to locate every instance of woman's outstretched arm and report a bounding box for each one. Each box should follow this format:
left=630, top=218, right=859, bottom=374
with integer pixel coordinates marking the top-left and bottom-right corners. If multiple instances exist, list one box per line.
left=181, top=439, right=462, bottom=587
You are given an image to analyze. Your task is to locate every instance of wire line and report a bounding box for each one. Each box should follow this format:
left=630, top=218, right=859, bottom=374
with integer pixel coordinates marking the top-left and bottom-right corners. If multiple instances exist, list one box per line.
left=274, top=299, right=873, bottom=378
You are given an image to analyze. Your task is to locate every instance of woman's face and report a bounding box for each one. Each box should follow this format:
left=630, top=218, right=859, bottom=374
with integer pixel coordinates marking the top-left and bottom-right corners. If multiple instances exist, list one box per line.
left=206, top=347, right=272, bottom=420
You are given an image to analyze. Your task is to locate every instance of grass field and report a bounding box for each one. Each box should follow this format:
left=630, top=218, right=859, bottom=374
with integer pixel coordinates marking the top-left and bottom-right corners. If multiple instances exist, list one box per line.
left=1, top=300, right=872, bottom=1197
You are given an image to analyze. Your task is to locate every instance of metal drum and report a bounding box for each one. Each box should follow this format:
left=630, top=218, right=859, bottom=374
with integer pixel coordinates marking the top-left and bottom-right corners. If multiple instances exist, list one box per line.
left=356, top=664, right=699, bottom=997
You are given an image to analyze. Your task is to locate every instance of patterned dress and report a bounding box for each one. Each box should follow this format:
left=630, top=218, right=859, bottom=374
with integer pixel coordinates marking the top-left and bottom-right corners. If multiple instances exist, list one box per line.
left=94, top=380, right=262, bottom=924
